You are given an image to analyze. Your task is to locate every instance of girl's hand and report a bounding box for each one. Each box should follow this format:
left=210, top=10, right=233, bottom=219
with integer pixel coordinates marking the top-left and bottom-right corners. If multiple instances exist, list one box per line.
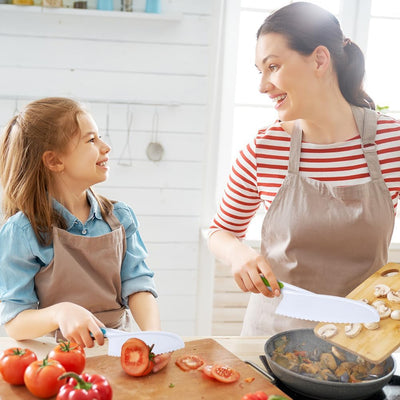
left=55, top=302, right=105, bottom=348
left=230, top=242, right=280, bottom=298
left=152, top=352, right=172, bottom=373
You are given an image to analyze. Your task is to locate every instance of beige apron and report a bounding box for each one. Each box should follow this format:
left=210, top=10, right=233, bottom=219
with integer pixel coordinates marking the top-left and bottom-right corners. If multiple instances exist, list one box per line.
left=35, top=211, right=134, bottom=337
left=241, top=106, right=395, bottom=335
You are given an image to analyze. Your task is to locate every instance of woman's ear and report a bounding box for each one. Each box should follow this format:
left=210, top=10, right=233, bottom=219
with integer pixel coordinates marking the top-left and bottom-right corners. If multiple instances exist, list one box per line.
left=313, top=45, right=331, bottom=75
left=42, top=151, right=64, bottom=172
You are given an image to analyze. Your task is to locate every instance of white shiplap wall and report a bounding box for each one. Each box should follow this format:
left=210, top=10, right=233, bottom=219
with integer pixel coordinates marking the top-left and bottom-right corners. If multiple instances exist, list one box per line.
left=0, top=0, right=222, bottom=335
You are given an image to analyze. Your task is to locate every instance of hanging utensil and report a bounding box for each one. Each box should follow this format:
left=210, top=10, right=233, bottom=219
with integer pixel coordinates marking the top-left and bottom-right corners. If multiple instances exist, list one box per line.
left=104, top=103, right=113, bottom=148
left=146, top=108, right=164, bottom=162
left=118, top=105, right=134, bottom=167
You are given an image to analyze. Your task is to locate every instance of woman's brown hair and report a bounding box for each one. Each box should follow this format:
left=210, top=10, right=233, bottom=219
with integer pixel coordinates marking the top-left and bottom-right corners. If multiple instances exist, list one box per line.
left=257, top=2, right=375, bottom=109
left=0, top=97, right=114, bottom=246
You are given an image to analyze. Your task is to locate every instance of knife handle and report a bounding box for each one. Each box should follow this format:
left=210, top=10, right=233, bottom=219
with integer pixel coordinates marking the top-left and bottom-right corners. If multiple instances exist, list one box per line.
left=90, top=327, right=107, bottom=339
left=260, top=276, right=284, bottom=290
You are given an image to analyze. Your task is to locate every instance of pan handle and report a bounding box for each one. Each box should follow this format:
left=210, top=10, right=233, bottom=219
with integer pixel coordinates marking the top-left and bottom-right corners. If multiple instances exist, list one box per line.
left=244, top=360, right=276, bottom=384
left=388, top=374, right=400, bottom=386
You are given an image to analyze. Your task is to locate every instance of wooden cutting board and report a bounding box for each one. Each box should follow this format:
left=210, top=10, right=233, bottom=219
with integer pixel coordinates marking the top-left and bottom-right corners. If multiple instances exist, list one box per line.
left=0, top=338, right=291, bottom=400
left=314, top=262, right=400, bottom=364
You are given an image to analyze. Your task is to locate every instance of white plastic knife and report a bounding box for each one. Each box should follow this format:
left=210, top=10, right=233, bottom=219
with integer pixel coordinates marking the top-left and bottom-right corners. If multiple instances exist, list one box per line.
left=262, top=278, right=380, bottom=323
left=100, top=328, right=185, bottom=356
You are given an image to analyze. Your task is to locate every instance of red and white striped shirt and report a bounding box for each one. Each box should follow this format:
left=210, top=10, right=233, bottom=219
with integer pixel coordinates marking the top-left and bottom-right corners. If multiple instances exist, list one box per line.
left=210, top=114, right=400, bottom=239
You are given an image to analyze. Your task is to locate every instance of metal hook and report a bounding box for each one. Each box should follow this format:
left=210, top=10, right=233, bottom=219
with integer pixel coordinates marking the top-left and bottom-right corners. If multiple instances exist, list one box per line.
left=104, top=103, right=113, bottom=148
left=118, top=105, right=134, bottom=166
left=13, top=99, right=19, bottom=115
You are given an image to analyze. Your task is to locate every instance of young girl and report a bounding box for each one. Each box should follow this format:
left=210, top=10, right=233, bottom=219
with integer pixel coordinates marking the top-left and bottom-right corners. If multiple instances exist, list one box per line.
left=0, top=97, right=169, bottom=371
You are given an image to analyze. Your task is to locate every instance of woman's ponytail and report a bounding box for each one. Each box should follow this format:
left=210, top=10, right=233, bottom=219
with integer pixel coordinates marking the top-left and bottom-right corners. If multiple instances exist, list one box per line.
left=339, top=40, right=375, bottom=109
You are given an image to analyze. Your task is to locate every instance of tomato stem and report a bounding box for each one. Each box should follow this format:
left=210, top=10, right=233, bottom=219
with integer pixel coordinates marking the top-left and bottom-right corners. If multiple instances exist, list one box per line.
left=59, top=372, right=93, bottom=390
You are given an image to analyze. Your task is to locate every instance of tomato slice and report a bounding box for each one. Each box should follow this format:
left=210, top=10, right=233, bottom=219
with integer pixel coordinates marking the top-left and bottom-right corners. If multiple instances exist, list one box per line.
left=211, top=364, right=240, bottom=383
left=201, top=364, right=214, bottom=378
left=121, top=338, right=153, bottom=377
left=175, top=355, right=205, bottom=371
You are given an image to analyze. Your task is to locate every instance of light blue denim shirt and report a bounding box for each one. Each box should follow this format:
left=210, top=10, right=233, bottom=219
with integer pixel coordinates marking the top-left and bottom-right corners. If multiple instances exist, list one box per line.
left=0, top=191, right=157, bottom=325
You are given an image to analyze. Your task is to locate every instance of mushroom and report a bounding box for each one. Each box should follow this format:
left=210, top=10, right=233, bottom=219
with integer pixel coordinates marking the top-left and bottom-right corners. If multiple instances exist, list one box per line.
left=387, top=290, right=400, bottom=303
left=344, top=323, right=362, bottom=338
left=390, top=309, right=400, bottom=320
left=331, top=346, right=347, bottom=362
left=317, top=324, right=338, bottom=339
left=363, top=321, right=380, bottom=330
left=372, top=299, right=386, bottom=308
left=374, top=284, right=390, bottom=297
left=361, top=298, right=369, bottom=304
left=375, top=303, right=391, bottom=319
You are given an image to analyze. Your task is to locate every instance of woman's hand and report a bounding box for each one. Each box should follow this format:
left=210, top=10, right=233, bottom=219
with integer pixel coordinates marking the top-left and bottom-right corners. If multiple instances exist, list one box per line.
left=152, top=352, right=172, bottom=373
left=230, top=241, right=280, bottom=298
left=54, top=302, right=105, bottom=348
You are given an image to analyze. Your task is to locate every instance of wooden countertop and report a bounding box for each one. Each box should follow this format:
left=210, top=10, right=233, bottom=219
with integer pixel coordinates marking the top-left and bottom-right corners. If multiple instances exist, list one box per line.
left=0, top=335, right=268, bottom=367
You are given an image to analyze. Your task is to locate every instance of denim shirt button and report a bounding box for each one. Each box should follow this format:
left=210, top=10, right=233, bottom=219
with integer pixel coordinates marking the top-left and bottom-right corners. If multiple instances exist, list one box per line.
left=82, top=229, right=87, bottom=235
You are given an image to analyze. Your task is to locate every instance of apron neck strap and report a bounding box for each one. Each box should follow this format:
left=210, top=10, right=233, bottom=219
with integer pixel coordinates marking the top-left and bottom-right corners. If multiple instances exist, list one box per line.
left=351, top=105, right=382, bottom=181
left=104, top=210, right=122, bottom=230
left=287, top=120, right=303, bottom=174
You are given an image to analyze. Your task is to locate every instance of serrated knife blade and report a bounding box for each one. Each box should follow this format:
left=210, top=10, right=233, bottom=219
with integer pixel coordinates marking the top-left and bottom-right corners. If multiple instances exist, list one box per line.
left=101, top=328, right=185, bottom=356
left=274, top=281, right=380, bottom=323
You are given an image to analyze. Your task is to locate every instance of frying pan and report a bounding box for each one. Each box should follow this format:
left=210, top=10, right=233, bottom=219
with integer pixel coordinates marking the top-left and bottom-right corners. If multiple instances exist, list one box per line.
left=264, top=329, right=396, bottom=400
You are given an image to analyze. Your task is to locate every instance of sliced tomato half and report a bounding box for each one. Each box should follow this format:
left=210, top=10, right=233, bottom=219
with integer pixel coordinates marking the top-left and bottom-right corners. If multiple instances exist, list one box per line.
left=121, top=338, right=153, bottom=376
left=211, top=364, right=240, bottom=383
left=201, top=364, right=214, bottom=378
left=175, top=355, right=205, bottom=371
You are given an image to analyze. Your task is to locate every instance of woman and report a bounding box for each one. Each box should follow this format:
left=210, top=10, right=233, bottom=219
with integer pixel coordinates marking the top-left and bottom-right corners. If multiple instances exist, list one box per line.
left=208, top=2, right=400, bottom=335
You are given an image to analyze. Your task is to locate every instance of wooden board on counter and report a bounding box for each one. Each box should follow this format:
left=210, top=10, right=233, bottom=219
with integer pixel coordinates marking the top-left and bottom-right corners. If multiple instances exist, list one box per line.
left=314, top=263, right=400, bottom=364
left=0, top=338, right=291, bottom=400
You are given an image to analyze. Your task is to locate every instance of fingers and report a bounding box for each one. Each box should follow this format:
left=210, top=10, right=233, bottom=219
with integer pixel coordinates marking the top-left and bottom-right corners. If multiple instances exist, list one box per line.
left=233, top=255, right=280, bottom=298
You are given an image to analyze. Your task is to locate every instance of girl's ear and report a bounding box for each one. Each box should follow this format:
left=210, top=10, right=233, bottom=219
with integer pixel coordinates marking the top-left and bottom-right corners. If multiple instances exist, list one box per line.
left=313, top=45, right=331, bottom=75
left=42, top=151, right=64, bottom=172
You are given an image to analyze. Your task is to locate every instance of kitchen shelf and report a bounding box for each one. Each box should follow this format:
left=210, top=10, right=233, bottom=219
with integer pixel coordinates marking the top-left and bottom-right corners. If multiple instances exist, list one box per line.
left=0, top=3, right=182, bottom=20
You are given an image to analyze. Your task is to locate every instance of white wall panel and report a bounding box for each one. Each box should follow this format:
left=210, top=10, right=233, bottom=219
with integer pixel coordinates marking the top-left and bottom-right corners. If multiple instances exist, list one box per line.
left=1, top=36, right=208, bottom=76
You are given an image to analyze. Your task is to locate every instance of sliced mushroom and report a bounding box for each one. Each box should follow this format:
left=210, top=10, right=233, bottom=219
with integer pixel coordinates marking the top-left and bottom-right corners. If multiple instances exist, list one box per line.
left=391, top=309, right=400, bottom=320
left=374, top=284, right=390, bottom=297
left=372, top=299, right=386, bottom=308
left=317, top=324, right=338, bottom=339
left=376, top=303, right=391, bottom=319
left=363, top=321, right=380, bottom=330
left=331, top=346, right=347, bottom=362
left=387, top=290, right=400, bottom=303
left=345, top=323, right=362, bottom=338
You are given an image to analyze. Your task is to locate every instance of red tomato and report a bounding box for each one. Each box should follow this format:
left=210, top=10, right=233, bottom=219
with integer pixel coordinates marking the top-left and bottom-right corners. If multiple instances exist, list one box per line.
left=24, top=357, right=67, bottom=398
left=121, top=338, right=154, bottom=377
left=48, top=341, right=86, bottom=374
left=175, top=355, right=205, bottom=371
left=201, top=364, right=214, bottom=378
left=211, top=364, right=240, bottom=383
left=0, top=347, right=37, bottom=385
left=242, top=391, right=269, bottom=400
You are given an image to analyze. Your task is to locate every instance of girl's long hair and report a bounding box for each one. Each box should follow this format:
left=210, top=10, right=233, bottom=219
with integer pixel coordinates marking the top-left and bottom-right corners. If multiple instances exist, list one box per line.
left=0, top=97, right=114, bottom=246
left=257, top=2, right=374, bottom=109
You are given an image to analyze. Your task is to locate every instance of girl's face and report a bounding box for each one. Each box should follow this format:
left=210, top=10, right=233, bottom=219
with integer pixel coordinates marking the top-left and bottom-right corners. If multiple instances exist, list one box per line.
left=57, top=112, right=111, bottom=192
left=255, top=32, right=319, bottom=122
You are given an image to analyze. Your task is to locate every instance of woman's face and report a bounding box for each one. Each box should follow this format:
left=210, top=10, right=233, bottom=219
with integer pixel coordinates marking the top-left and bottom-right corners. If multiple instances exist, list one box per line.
left=255, top=32, right=318, bottom=122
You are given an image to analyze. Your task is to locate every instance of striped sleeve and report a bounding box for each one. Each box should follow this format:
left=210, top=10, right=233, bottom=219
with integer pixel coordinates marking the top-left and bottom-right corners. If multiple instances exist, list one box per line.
left=209, top=139, right=261, bottom=238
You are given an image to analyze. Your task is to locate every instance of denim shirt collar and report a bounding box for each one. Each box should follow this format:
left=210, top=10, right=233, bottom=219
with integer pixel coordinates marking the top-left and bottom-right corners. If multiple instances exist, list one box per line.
left=52, top=190, right=103, bottom=230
